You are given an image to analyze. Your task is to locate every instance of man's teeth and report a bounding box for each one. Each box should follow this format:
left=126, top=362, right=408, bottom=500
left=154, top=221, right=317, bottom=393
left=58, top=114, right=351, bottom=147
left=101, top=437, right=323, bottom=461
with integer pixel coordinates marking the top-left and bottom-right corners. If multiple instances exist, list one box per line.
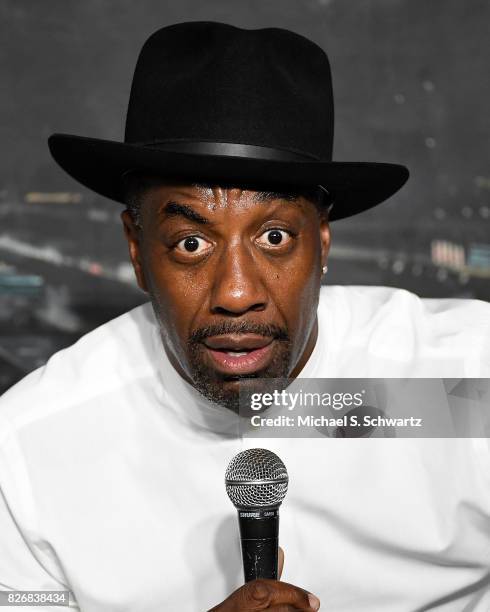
left=225, top=350, right=250, bottom=356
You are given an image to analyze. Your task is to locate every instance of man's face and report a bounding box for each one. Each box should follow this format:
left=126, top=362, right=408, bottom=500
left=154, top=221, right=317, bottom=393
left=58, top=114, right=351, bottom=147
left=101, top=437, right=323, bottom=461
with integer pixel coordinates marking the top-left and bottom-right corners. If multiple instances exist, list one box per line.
left=122, top=182, right=330, bottom=410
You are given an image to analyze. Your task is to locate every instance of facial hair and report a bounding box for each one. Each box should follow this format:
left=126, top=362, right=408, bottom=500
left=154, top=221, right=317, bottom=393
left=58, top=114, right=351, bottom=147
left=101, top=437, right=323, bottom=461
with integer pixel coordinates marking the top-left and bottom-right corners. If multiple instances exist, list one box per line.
left=187, top=320, right=292, bottom=412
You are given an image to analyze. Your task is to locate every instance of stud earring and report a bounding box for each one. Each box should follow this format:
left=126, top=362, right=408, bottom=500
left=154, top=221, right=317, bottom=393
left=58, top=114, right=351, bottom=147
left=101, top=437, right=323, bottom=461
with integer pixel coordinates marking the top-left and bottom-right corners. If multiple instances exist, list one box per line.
left=322, top=265, right=328, bottom=275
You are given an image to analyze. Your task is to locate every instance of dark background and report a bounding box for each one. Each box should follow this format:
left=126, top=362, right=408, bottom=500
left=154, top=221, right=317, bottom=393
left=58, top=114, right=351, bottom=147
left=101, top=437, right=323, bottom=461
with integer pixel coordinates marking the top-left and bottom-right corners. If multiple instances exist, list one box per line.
left=1, top=0, right=489, bottom=393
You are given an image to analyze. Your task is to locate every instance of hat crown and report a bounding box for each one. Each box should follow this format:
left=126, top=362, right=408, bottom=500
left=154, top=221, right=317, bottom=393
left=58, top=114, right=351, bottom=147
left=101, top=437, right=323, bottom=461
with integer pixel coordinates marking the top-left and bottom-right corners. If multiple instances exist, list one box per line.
left=124, top=21, right=334, bottom=161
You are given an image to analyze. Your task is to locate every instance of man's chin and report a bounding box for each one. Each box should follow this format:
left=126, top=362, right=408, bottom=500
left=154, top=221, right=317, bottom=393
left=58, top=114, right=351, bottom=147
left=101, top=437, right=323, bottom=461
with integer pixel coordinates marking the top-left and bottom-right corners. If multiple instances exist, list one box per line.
left=190, top=374, right=249, bottom=413
left=192, top=371, right=290, bottom=414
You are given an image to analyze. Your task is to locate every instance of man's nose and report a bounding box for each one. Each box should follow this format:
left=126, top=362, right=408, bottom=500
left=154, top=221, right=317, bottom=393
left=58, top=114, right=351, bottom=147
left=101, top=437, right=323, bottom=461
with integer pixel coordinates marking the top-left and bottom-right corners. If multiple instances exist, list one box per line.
left=209, top=243, right=267, bottom=315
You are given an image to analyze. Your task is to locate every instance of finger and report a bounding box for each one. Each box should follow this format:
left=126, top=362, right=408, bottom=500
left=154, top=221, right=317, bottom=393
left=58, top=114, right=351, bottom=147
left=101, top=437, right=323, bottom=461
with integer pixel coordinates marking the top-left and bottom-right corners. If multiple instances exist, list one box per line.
left=236, top=579, right=320, bottom=611
left=267, top=607, right=311, bottom=612
left=278, top=546, right=285, bottom=580
left=268, top=606, right=316, bottom=612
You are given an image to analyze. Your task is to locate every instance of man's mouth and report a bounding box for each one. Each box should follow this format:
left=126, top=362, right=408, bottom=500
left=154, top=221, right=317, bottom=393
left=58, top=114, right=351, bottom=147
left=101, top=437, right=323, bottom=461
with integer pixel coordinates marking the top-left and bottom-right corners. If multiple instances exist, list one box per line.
left=202, top=334, right=275, bottom=375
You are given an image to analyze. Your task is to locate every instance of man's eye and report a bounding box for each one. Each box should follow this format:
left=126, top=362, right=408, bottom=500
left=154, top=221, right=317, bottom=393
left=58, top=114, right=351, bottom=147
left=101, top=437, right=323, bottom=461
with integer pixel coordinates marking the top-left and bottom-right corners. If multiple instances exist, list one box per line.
left=256, top=229, right=292, bottom=247
left=175, top=236, right=211, bottom=254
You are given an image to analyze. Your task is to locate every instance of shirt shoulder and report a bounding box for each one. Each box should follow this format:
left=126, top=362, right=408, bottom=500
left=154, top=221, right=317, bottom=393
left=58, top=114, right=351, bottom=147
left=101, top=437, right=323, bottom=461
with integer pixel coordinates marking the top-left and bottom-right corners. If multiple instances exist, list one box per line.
left=318, top=285, right=490, bottom=375
left=0, top=302, right=158, bottom=430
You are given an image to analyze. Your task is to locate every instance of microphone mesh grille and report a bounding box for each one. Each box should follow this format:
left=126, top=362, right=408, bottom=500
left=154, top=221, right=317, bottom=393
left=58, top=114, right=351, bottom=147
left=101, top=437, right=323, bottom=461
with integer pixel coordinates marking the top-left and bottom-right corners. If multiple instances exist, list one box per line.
left=225, top=448, right=288, bottom=509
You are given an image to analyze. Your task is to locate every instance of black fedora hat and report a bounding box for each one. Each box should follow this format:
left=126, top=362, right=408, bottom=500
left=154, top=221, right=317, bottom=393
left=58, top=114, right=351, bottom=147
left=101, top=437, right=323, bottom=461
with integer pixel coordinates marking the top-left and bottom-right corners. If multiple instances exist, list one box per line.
left=48, top=21, right=409, bottom=221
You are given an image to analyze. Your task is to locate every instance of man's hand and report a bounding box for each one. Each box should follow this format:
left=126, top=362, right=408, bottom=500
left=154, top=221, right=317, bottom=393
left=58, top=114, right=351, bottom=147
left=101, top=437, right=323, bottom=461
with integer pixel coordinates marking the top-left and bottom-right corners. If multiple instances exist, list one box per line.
left=208, top=548, right=321, bottom=611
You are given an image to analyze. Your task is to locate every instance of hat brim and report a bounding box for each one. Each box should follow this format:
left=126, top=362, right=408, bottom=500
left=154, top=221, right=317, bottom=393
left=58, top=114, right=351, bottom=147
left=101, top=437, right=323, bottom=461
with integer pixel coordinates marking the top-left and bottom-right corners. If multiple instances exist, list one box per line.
left=48, top=134, right=409, bottom=221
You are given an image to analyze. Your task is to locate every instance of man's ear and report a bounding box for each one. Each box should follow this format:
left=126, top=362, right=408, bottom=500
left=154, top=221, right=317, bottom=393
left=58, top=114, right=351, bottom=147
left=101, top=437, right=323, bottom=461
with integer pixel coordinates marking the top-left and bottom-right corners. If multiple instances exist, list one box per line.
left=319, top=216, right=331, bottom=271
left=120, top=210, right=149, bottom=293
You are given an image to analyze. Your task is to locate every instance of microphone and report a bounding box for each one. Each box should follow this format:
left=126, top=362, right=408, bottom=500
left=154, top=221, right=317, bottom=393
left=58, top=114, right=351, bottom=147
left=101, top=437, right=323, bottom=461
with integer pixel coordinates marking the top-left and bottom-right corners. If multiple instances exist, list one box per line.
left=225, top=448, right=289, bottom=583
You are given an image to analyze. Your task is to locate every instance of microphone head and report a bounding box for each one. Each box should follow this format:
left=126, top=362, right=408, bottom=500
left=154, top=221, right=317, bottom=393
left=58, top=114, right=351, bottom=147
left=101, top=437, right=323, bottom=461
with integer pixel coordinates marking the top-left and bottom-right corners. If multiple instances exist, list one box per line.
left=225, top=448, right=289, bottom=509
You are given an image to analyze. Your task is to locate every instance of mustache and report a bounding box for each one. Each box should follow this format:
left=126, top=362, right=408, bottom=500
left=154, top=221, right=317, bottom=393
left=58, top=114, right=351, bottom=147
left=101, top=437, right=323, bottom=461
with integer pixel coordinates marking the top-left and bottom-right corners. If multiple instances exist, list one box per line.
left=189, top=320, right=290, bottom=344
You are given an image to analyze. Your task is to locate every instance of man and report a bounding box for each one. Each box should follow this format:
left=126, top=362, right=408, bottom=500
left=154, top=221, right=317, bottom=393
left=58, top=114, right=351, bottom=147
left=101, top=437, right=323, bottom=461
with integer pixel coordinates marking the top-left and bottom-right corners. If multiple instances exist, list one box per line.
left=0, top=21, right=489, bottom=612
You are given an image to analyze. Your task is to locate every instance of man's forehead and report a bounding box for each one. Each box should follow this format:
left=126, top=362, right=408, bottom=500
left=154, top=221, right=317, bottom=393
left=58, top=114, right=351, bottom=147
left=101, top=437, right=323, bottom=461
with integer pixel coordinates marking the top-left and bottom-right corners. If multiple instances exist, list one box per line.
left=148, top=181, right=304, bottom=205
left=123, top=174, right=327, bottom=223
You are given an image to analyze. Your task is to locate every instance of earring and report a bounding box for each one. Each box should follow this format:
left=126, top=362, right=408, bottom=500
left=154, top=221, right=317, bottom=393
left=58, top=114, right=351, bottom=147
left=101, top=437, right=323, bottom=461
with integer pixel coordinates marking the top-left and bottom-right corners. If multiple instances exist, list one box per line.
left=322, top=265, right=328, bottom=275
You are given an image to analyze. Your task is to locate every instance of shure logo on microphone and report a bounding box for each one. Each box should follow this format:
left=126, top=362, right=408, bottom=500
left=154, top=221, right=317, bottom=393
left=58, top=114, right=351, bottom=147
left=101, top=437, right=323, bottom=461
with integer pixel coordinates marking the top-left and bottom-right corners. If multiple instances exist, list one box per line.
left=238, top=510, right=277, bottom=518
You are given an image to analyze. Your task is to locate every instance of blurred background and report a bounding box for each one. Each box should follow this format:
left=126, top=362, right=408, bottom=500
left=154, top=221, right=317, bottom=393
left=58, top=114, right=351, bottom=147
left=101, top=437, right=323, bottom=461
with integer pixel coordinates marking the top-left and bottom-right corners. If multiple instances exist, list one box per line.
left=0, top=0, right=488, bottom=393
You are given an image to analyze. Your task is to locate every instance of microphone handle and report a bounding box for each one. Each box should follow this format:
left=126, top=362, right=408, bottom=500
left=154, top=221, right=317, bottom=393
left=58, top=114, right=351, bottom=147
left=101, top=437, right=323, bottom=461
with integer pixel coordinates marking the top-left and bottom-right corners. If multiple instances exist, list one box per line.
left=238, top=507, right=279, bottom=582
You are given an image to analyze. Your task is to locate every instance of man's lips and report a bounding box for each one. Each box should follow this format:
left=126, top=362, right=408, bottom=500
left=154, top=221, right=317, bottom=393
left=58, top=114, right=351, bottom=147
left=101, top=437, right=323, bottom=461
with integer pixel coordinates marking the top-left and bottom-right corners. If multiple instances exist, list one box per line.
left=202, top=334, right=275, bottom=375
left=203, top=334, right=273, bottom=351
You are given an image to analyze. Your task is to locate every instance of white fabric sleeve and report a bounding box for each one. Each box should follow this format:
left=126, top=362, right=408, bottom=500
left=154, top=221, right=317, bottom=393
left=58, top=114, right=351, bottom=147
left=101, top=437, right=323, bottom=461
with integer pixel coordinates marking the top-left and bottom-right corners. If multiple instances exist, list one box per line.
left=0, top=416, right=79, bottom=610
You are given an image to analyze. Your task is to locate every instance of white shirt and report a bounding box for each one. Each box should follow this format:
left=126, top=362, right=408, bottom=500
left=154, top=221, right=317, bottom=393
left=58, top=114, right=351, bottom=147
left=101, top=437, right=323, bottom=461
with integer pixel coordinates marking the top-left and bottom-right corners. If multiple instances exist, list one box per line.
left=0, top=285, right=489, bottom=611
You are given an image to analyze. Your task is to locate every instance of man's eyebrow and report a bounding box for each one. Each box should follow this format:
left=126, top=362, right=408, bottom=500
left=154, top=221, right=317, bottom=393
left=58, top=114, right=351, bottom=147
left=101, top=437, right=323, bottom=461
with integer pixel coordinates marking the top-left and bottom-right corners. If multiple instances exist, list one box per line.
left=252, top=190, right=301, bottom=203
left=159, top=201, right=210, bottom=225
